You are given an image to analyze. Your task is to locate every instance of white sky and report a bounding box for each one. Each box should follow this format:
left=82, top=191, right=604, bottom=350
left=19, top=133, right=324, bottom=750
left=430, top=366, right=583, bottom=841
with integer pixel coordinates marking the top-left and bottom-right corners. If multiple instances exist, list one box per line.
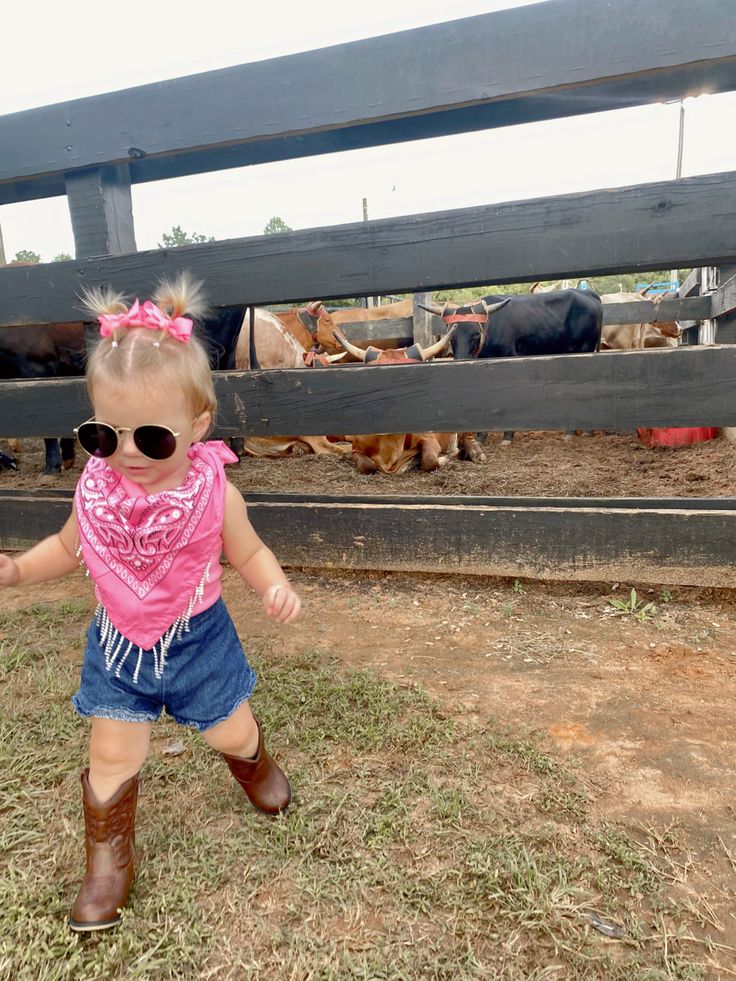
left=2, top=0, right=735, bottom=262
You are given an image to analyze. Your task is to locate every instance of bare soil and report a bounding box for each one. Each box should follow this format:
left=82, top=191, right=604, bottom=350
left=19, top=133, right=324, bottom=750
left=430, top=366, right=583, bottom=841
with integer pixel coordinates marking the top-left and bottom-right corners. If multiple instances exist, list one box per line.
left=4, top=428, right=736, bottom=959
left=7, top=564, right=736, bottom=958
left=3, top=429, right=735, bottom=497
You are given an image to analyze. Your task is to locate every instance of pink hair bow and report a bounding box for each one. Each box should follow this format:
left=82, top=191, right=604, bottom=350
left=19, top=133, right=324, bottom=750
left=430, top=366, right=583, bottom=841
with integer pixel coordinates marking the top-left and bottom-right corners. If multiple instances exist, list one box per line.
left=98, top=298, right=193, bottom=343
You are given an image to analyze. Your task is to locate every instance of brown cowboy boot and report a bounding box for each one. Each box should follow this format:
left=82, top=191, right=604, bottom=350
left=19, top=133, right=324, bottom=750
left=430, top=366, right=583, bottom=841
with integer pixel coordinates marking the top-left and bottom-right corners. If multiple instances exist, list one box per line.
left=221, top=719, right=291, bottom=815
left=68, top=768, right=138, bottom=932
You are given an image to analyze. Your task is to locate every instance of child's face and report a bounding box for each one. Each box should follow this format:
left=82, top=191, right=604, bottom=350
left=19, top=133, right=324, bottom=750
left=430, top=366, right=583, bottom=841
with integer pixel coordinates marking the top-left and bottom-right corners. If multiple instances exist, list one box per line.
left=90, top=382, right=211, bottom=493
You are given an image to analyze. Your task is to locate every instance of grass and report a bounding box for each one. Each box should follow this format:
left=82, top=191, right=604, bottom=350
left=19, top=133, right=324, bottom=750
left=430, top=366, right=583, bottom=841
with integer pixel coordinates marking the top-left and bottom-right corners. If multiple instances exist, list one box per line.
left=0, top=599, right=716, bottom=979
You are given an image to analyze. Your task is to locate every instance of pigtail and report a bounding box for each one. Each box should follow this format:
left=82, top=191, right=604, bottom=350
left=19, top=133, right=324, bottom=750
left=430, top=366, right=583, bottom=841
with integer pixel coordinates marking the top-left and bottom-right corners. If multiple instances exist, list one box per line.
left=153, top=272, right=209, bottom=321
left=79, top=286, right=130, bottom=349
left=78, top=286, right=129, bottom=319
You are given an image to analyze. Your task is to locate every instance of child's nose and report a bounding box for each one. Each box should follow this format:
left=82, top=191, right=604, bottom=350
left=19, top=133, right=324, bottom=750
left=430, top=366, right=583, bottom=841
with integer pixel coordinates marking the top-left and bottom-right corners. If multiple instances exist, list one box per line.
left=118, top=431, right=140, bottom=455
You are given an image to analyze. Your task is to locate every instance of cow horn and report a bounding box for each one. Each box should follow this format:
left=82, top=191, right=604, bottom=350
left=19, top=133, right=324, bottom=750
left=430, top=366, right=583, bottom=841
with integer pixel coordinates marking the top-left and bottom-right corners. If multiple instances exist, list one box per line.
left=417, top=301, right=445, bottom=317
left=328, top=351, right=347, bottom=362
left=332, top=329, right=367, bottom=361
left=482, top=298, right=512, bottom=316
left=417, top=326, right=456, bottom=361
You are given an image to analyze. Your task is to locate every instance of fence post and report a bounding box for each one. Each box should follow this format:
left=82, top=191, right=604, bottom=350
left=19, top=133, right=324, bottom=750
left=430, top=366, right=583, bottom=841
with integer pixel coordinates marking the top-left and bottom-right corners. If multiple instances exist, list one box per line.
left=65, top=164, right=137, bottom=259
left=412, top=292, right=434, bottom=347
left=715, top=264, right=736, bottom=344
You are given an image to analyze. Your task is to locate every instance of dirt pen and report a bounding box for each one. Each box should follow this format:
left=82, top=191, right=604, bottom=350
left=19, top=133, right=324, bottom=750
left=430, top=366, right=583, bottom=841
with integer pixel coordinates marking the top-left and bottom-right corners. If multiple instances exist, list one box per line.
left=3, top=0, right=736, bottom=976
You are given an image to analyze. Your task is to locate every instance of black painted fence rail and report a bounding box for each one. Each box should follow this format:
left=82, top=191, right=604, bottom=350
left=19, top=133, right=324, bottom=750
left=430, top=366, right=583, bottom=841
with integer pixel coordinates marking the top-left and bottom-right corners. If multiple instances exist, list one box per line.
left=3, top=171, right=736, bottom=323
left=1, top=489, right=734, bottom=587
left=2, top=0, right=735, bottom=204
left=2, top=346, right=735, bottom=439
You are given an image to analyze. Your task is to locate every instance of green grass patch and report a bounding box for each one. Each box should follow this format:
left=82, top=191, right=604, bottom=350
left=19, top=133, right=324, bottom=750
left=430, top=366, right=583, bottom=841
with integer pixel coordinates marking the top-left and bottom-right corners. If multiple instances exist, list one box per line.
left=0, top=603, right=710, bottom=979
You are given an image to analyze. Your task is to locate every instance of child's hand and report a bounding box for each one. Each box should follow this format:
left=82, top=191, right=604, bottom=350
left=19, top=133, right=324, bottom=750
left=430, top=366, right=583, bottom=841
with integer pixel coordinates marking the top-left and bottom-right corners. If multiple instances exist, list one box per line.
left=263, top=584, right=301, bottom=624
left=0, top=554, right=20, bottom=588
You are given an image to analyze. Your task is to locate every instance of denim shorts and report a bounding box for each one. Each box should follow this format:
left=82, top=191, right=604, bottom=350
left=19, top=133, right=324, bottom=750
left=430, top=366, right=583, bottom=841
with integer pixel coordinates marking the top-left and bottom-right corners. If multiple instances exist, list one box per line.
left=72, top=598, right=257, bottom=731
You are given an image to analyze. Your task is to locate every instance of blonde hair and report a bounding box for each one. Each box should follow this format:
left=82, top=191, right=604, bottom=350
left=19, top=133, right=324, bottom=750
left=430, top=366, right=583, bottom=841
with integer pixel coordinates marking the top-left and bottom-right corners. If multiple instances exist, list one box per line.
left=82, top=273, right=217, bottom=424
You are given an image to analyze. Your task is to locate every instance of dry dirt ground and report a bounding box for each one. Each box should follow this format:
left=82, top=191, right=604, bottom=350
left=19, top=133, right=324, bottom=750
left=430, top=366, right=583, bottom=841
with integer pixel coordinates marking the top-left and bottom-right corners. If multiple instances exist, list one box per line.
left=3, top=430, right=736, bottom=972
left=4, top=563, right=736, bottom=965
left=2, top=429, right=735, bottom=497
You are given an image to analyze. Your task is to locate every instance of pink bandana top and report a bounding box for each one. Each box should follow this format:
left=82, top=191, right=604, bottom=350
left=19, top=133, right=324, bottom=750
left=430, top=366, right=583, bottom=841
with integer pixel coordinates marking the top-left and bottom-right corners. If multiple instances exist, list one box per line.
left=75, top=440, right=239, bottom=649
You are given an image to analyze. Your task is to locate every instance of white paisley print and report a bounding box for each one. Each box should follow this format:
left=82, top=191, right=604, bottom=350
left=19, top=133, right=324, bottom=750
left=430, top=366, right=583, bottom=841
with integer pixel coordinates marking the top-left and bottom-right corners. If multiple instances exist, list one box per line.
left=76, top=454, right=214, bottom=600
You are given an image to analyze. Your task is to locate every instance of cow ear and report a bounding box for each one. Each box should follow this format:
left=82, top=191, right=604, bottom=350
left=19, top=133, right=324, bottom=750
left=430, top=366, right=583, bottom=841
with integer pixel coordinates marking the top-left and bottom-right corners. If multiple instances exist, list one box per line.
left=365, top=349, right=380, bottom=363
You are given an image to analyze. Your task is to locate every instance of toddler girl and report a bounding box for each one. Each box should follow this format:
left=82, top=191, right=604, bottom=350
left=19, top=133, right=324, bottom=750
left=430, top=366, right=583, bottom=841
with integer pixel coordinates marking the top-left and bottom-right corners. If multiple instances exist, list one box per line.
left=0, top=275, right=300, bottom=931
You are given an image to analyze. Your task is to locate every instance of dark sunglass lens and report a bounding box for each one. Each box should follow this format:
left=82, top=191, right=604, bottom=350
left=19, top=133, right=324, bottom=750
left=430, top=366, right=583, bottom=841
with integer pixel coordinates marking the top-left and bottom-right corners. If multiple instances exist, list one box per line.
left=77, top=422, right=118, bottom=458
left=134, top=426, right=177, bottom=460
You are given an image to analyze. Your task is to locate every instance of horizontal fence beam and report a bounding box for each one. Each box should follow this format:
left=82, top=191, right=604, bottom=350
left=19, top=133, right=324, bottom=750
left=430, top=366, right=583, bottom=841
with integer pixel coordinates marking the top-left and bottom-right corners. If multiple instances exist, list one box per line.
left=600, top=295, right=711, bottom=325
left=3, top=0, right=735, bottom=204
left=1, top=490, right=733, bottom=587
left=0, top=295, right=717, bottom=336
left=2, top=172, right=736, bottom=324
left=2, top=346, right=736, bottom=438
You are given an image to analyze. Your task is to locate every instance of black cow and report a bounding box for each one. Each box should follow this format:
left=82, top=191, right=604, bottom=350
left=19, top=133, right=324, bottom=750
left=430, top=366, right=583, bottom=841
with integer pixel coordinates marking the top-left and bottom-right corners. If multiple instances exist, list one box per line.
left=421, top=289, right=603, bottom=457
left=0, top=306, right=245, bottom=475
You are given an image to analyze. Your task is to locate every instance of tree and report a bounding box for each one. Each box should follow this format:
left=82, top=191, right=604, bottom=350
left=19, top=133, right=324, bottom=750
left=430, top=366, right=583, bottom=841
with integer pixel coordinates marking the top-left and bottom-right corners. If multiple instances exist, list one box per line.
left=13, top=249, right=41, bottom=263
left=158, top=225, right=215, bottom=248
left=263, top=216, right=292, bottom=235
left=53, top=252, right=72, bottom=262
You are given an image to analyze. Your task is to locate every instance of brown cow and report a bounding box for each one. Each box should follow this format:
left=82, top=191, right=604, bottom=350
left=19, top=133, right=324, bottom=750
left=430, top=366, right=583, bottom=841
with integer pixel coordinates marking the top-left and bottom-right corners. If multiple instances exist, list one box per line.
left=236, top=308, right=349, bottom=458
left=279, top=299, right=415, bottom=359
left=331, top=328, right=457, bottom=474
left=600, top=292, right=680, bottom=350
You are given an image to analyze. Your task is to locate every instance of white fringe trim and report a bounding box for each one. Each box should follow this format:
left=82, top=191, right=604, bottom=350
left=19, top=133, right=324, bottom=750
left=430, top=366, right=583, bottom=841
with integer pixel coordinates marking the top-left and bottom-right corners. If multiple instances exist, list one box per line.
left=95, top=558, right=213, bottom=684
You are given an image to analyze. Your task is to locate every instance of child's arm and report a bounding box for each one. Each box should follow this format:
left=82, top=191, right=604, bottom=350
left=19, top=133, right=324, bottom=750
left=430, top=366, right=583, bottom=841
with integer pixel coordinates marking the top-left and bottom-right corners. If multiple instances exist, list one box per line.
left=221, top=482, right=301, bottom=624
left=0, top=508, right=80, bottom=588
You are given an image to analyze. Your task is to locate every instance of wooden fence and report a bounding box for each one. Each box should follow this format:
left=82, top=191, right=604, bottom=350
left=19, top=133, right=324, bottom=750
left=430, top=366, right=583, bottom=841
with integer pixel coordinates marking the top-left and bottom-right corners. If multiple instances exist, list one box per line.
left=2, top=0, right=736, bottom=585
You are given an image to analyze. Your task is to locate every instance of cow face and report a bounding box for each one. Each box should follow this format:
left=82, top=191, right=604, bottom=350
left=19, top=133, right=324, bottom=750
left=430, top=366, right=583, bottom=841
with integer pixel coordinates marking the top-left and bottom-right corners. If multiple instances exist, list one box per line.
left=331, top=328, right=455, bottom=363
left=418, top=298, right=510, bottom=360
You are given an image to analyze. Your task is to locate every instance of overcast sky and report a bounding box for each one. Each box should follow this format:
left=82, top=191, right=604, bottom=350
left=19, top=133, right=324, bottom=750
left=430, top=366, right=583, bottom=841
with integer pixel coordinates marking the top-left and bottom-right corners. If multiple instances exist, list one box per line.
left=2, top=0, right=735, bottom=262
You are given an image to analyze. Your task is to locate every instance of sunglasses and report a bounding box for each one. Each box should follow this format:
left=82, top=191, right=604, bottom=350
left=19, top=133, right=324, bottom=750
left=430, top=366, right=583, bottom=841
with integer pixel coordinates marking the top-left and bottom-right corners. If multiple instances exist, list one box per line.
left=74, top=418, right=183, bottom=461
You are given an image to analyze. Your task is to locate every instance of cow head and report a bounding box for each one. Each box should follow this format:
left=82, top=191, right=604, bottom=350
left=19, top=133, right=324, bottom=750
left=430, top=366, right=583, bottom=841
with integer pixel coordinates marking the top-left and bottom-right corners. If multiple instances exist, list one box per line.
left=293, top=301, right=342, bottom=351
left=302, top=350, right=348, bottom=367
left=331, top=326, right=455, bottom=363
left=653, top=320, right=681, bottom=340
left=418, top=298, right=510, bottom=359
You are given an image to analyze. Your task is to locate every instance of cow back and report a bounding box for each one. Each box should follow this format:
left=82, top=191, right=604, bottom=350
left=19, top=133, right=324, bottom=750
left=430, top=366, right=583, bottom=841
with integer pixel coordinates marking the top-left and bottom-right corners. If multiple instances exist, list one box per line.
left=479, top=289, right=602, bottom=357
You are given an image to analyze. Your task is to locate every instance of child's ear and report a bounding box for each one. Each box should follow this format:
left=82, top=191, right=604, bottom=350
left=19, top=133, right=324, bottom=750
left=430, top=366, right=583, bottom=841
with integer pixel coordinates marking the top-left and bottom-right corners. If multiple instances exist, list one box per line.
left=192, top=411, right=212, bottom=443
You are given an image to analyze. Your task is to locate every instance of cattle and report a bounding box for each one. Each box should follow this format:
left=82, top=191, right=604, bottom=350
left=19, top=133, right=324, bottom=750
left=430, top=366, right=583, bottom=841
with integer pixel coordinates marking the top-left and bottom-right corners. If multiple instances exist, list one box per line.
left=420, top=289, right=603, bottom=457
left=0, top=322, right=85, bottom=475
left=331, top=327, right=458, bottom=474
left=0, top=306, right=245, bottom=476
left=277, top=299, right=414, bottom=360
left=599, top=292, right=680, bottom=350
left=235, top=308, right=349, bottom=459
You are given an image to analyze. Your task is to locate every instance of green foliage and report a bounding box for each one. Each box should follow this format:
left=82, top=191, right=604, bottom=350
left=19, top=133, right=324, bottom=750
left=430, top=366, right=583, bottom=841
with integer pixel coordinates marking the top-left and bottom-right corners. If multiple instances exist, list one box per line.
left=263, top=215, right=293, bottom=235
left=608, top=588, right=658, bottom=623
left=52, top=252, right=72, bottom=262
left=12, top=249, right=41, bottom=263
left=158, top=224, right=215, bottom=248
left=432, top=270, right=692, bottom=305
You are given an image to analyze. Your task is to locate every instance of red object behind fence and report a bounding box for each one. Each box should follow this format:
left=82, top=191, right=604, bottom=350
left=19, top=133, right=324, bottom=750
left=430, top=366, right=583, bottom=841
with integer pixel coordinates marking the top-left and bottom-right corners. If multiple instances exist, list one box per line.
left=636, top=427, right=720, bottom=448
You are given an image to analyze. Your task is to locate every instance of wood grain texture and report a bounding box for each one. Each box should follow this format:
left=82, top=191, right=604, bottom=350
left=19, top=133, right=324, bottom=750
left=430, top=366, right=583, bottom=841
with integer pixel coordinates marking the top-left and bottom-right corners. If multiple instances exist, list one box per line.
left=1, top=345, right=736, bottom=438
left=1, top=490, right=733, bottom=586
left=2, top=172, right=735, bottom=324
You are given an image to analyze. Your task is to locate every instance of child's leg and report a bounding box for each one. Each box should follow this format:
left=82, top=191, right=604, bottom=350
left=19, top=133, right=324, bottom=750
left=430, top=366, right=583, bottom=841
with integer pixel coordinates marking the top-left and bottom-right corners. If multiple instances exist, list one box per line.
left=203, top=704, right=291, bottom=815
left=69, top=718, right=152, bottom=932
left=201, top=702, right=259, bottom=758
left=88, top=717, right=152, bottom=802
